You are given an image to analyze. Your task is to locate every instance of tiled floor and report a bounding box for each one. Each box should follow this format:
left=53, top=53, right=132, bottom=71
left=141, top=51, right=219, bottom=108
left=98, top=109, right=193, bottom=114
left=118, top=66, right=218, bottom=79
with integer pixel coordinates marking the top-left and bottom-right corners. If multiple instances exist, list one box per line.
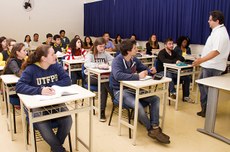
left=0, top=88, right=229, bottom=152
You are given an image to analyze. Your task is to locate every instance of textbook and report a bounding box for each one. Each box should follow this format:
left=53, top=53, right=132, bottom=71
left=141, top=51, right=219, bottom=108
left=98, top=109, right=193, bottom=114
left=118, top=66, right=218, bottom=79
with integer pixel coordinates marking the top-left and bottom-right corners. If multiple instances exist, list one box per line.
left=35, top=85, right=78, bottom=101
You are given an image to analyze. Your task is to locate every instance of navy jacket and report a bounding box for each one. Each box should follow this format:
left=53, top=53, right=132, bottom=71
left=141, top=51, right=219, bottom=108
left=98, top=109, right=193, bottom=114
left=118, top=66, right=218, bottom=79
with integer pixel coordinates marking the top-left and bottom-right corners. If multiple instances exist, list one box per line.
left=16, top=62, right=71, bottom=95
left=110, top=54, right=149, bottom=91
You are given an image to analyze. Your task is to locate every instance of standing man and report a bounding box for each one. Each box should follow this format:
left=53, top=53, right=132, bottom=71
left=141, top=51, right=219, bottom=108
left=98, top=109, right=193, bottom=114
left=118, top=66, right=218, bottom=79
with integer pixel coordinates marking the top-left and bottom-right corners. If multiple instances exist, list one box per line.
left=193, top=10, right=230, bottom=117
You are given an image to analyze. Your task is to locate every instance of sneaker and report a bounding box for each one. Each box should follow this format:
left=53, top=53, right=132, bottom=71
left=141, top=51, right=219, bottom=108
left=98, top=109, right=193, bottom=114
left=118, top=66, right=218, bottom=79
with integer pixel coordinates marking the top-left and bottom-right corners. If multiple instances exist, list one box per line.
left=148, top=127, right=170, bottom=144
left=99, top=110, right=106, bottom=122
left=183, top=97, right=194, bottom=103
left=170, top=93, right=176, bottom=99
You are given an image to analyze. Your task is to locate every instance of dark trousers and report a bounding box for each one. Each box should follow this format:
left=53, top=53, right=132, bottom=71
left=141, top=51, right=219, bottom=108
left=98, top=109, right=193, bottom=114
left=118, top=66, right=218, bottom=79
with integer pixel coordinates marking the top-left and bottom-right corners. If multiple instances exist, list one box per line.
left=86, top=77, right=112, bottom=111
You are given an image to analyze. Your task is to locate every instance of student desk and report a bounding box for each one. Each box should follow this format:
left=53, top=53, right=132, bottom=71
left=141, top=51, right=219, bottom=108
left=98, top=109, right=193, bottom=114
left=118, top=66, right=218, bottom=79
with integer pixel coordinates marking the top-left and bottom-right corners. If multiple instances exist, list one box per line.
left=137, top=55, right=157, bottom=67
left=18, top=84, right=95, bottom=152
left=118, top=77, right=171, bottom=145
left=163, top=63, right=199, bottom=110
left=196, top=73, right=230, bottom=144
left=87, top=67, right=111, bottom=120
left=62, top=59, right=85, bottom=78
left=0, top=74, right=19, bottom=141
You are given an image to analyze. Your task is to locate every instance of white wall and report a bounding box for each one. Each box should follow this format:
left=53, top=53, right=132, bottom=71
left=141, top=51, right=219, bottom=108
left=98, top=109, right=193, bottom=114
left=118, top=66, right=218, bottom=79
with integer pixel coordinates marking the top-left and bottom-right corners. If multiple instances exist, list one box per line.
left=0, top=0, right=84, bottom=42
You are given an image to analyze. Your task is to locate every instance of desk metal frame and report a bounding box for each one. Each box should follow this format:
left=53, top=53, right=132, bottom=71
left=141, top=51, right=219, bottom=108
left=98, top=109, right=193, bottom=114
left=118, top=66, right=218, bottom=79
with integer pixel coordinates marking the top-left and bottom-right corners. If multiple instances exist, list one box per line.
left=18, top=85, right=95, bottom=152
left=118, top=77, right=171, bottom=145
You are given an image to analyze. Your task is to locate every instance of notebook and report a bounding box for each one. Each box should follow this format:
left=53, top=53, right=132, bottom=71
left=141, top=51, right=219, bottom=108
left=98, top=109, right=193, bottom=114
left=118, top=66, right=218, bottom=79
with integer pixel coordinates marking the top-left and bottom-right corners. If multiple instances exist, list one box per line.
left=34, top=85, right=78, bottom=101
left=140, top=75, right=152, bottom=81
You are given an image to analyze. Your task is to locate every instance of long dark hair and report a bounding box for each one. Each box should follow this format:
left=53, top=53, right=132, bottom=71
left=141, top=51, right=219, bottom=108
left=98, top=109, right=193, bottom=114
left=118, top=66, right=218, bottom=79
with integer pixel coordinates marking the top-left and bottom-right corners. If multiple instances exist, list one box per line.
left=69, top=38, right=82, bottom=55
left=0, top=36, right=6, bottom=52
left=91, top=37, right=106, bottom=56
left=115, top=34, right=122, bottom=44
left=2, top=43, right=25, bottom=74
left=24, top=35, right=31, bottom=42
left=83, top=36, right=93, bottom=47
left=149, top=34, right=159, bottom=48
left=22, top=45, right=51, bottom=70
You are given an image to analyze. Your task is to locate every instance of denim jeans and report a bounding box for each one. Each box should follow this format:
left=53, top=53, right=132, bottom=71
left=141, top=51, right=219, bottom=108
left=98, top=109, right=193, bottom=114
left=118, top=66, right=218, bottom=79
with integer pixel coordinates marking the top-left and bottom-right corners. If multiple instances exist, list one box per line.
left=198, top=67, right=223, bottom=108
left=33, top=106, right=72, bottom=152
left=114, top=89, right=160, bottom=131
left=159, top=71, right=191, bottom=98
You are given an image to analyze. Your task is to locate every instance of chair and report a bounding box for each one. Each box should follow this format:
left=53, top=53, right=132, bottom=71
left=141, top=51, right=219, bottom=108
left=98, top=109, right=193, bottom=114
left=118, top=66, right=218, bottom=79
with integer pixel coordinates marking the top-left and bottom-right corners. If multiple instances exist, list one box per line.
left=9, top=95, right=20, bottom=134
left=108, top=76, right=134, bottom=139
left=81, top=64, right=97, bottom=115
left=26, top=118, right=72, bottom=152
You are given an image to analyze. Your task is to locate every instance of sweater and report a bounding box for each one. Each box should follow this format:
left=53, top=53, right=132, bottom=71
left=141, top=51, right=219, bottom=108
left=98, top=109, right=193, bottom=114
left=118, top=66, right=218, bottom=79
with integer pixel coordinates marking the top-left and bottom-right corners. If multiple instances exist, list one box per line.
left=16, top=62, right=71, bottom=95
left=156, top=49, right=185, bottom=72
left=3, top=58, right=23, bottom=77
left=146, top=42, right=159, bottom=55
left=110, top=54, right=148, bottom=91
left=84, top=51, right=114, bottom=69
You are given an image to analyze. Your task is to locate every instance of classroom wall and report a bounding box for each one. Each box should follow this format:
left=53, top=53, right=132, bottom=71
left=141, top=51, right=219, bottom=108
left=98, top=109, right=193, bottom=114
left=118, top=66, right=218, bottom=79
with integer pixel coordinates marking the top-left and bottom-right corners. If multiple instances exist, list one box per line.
left=0, top=0, right=204, bottom=54
left=0, top=0, right=84, bottom=42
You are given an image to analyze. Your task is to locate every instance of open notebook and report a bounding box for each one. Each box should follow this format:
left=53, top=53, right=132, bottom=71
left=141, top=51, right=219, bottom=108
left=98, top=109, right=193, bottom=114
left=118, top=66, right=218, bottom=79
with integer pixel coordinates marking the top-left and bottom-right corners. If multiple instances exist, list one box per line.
left=140, top=75, right=152, bottom=81
left=34, top=85, right=78, bottom=101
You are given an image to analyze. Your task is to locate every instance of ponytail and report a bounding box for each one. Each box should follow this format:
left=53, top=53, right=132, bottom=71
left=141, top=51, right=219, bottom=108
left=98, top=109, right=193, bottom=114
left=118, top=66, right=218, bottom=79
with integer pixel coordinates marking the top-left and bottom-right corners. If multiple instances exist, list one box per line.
left=22, top=45, right=51, bottom=70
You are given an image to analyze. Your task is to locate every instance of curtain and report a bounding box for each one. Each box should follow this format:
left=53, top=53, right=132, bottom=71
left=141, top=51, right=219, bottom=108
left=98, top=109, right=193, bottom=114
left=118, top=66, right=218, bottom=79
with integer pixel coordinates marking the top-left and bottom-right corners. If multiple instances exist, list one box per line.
left=84, top=0, right=230, bottom=44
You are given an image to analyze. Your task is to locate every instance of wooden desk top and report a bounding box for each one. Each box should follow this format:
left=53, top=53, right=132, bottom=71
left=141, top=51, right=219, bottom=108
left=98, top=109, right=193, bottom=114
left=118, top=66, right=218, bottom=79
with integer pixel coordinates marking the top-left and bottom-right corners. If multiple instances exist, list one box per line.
left=163, top=63, right=193, bottom=69
left=0, top=74, right=19, bottom=84
left=18, top=85, right=95, bottom=109
left=121, top=77, right=171, bottom=89
left=196, top=73, right=230, bottom=91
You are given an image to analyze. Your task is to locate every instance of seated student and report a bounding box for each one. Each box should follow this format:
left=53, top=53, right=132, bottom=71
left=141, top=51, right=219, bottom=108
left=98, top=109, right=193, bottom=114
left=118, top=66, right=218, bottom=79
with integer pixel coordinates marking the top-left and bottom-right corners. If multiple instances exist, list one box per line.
left=42, top=33, right=53, bottom=46
left=156, top=38, right=193, bottom=103
left=130, top=34, right=140, bottom=47
left=2, top=43, right=27, bottom=77
left=0, top=36, right=7, bottom=66
left=74, top=35, right=80, bottom=39
left=52, top=34, right=64, bottom=54
left=146, top=34, right=160, bottom=55
left=0, top=36, right=7, bottom=52
left=65, top=38, right=87, bottom=84
left=110, top=39, right=170, bottom=144
left=2, top=38, right=16, bottom=61
left=84, top=37, right=114, bottom=122
left=16, top=45, right=72, bottom=152
left=103, top=32, right=115, bottom=52
left=24, top=35, right=31, bottom=50
left=60, top=30, right=70, bottom=49
left=30, top=33, right=41, bottom=49
left=83, top=36, right=93, bottom=49
left=114, top=34, right=122, bottom=45
left=174, top=36, right=192, bottom=63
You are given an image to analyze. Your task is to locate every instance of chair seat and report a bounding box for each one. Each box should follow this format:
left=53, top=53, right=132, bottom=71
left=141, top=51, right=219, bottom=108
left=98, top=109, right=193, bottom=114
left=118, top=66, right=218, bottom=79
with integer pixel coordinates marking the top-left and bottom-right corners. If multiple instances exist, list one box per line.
left=10, top=96, right=20, bottom=105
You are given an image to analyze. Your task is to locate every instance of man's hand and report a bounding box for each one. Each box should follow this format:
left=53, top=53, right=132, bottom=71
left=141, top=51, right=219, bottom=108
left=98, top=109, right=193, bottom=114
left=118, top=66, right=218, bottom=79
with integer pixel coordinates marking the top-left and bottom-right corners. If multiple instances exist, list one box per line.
left=149, top=67, right=157, bottom=74
left=139, top=70, right=148, bottom=79
left=192, top=58, right=203, bottom=66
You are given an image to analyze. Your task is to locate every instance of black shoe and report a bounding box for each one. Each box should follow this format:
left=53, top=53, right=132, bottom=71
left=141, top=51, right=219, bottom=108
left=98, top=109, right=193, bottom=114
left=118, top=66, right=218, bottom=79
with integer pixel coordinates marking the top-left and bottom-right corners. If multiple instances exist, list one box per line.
left=148, top=128, right=170, bottom=144
left=197, top=111, right=205, bottom=117
left=100, top=110, right=106, bottom=122
left=170, top=93, right=176, bottom=99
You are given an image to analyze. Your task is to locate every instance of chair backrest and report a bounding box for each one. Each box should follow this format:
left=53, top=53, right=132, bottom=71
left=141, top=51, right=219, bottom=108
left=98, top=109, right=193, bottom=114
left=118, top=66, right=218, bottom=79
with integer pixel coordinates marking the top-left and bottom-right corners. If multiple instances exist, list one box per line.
left=81, top=64, right=86, bottom=86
